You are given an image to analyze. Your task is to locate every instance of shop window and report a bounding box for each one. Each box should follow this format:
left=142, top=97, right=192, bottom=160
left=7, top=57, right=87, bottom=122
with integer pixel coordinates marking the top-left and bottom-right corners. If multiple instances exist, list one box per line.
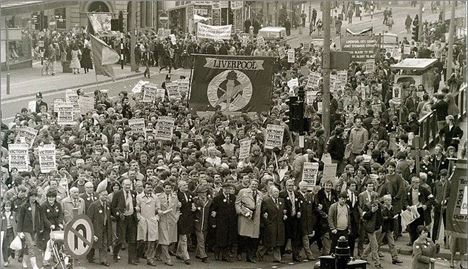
left=54, top=8, right=66, bottom=29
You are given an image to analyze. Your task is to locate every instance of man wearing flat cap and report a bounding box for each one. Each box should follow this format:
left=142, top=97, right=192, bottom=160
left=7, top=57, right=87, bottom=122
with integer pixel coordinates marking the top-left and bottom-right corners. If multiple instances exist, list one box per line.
left=210, top=182, right=237, bottom=261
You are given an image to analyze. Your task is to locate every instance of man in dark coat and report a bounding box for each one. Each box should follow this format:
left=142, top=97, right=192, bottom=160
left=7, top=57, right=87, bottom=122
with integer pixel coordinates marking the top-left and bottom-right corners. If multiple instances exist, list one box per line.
left=257, top=186, right=285, bottom=263
left=279, top=179, right=303, bottom=261
left=111, top=179, right=138, bottom=265
left=346, top=181, right=361, bottom=258
left=41, top=189, right=64, bottom=261
left=315, top=179, right=338, bottom=255
left=297, top=181, right=318, bottom=260
left=403, top=176, right=432, bottom=245
left=210, top=182, right=237, bottom=261
left=80, top=181, right=97, bottom=214
left=327, top=126, right=346, bottom=176
left=134, top=43, right=141, bottom=72
left=87, top=190, right=112, bottom=266
left=176, top=180, right=194, bottom=264
left=439, top=115, right=464, bottom=151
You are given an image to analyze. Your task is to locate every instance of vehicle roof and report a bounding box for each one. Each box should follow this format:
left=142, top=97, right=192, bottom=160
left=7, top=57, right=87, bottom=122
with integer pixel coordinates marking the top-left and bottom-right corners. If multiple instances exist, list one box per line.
left=390, top=58, right=438, bottom=70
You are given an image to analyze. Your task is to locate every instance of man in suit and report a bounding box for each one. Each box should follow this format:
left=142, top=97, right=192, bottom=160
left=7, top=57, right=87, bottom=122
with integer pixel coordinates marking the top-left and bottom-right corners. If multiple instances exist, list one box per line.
left=136, top=182, right=160, bottom=266
left=176, top=180, right=194, bottom=265
left=346, top=181, right=361, bottom=257
left=193, top=185, right=212, bottom=263
left=404, top=176, right=431, bottom=245
left=315, top=180, right=337, bottom=255
left=62, top=187, right=85, bottom=224
left=357, top=181, right=379, bottom=257
left=111, top=179, right=139, bottom=265
left=87, top=189, right=112, bottom=266
left=257, top=186, right=285, bottom=263
left=279, top=179, right=302, bottom=262
left=210, top=182, right=237, bottom=261
left=80, top=182, right=97, bottom=214
left=439, top=115, right=464, bottom=151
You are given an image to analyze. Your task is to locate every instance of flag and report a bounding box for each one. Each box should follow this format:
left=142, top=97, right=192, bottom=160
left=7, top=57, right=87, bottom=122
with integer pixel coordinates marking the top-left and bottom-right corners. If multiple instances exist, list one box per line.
left=90, top=34, right=119, bottom=78
left=189, top=55, right=274, bottom=112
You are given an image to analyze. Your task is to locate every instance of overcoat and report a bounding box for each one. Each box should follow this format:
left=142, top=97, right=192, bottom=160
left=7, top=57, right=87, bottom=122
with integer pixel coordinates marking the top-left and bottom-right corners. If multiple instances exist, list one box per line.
left=412, top=237, right=436, bottom=269
left=177, top=191, right=194, bottom=235
left=235, top=188, right=263, bottom=238
left=136, top=192, right=160, bottom=241
left=87, top=200, right=112, bottom=249
left=210, top=191, right=237, bottom=247
left=156, top=192, right=180, bottom=245
left=260, top=196, right=285, bottom=248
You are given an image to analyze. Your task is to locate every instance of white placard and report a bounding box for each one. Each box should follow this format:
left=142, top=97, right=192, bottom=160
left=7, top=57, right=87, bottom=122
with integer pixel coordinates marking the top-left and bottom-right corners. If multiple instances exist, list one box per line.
left=403, top=44, right=411, bottom=55
left=56, top=102, right=76, bottom=125
left=302, top=162, right=319, bottom=186
left=154, top=116, right=175, bottom=141
left=264, top=124, right=284, bottom=150
left=365, top=59, right=375, bottom=72
left=142, top=84, right=158, bottom=103
left=197, top=23, right=232, bottom=40
left=287, top=78, right=299, bottom=89
left=78, top=96, right=95, bottom=114
left=287, top=49, right=295, bottom=63
left=132, top=80, right=149, bottom=93
left=177, top=79, right=190, bottom=95
left=166, top=82, right=182, bottom=101
left=38, top=144, right=56, bottom=173
left=307, top=72, right=321, bottom=89
left=8, top=144, right=29, bottom=172
left=128, top=118, right=146, bottom=136
left=239, top=138, right=251, bottom=160
left=14, top=127, right=38, bottom=148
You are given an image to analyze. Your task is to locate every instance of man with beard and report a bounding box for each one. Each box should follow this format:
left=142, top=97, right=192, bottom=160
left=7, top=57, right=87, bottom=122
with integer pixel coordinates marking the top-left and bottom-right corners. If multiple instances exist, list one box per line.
left=279, top=179, right=303, bottom=262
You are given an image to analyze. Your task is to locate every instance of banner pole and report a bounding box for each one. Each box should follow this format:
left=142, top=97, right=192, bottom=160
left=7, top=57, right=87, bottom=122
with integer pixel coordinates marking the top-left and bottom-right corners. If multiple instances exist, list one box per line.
left=187, top=55, right=195, bottom=108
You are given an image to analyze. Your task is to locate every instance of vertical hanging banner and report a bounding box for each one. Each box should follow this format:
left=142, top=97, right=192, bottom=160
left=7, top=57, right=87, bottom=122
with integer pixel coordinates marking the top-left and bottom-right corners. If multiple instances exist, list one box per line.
left=190, top=55, right=275, bottom=112
left=302, top=162, right=319, bottom=187
left=446, top=160, right=468, bottom=237
left=8, top=144, right=29, bottom=172
left=15, top=127, right=38, bottom=148
left=239, top=138, right=252, bottom=160
left=287, top=49, right=295, bottom=63
left=38, top=144, right=57, bottom=173
left=264, top=124, right=284, bottom=150
left=128, top=118, right=146, bottom=136
left=154, top=116, right=175, bottom=141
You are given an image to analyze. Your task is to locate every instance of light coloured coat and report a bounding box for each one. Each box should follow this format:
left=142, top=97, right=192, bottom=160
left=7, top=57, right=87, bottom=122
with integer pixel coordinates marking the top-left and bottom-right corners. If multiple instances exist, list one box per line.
left=136, top=192, right=160, bottom=242
left=156, top=192, right=180, bottom=245
left=61, top=196, right=86, bottom=224
left=235, top=188, right=263, bottom=238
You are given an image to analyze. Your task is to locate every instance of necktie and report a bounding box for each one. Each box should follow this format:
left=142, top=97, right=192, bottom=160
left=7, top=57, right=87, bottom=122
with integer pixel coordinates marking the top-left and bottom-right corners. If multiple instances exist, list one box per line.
left=226, top=194, right=230, bottom=204
left=166, top=194, right=170, bottom=204
left=103, top=203, right=107, bottom=224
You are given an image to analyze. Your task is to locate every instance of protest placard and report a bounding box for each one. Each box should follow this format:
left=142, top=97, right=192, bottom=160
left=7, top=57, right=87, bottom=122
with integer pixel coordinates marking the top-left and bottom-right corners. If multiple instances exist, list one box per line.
left=142, top=84, right=158, bottom=103
left=132, top=80, right=149, bottom=93
left=307, top=72, right=321, bottom=89
left=306, top=91, right=318, bottom=105
left=177, top=79, right=190, bottom=95
left=365, top=59, right=375, bottom=72
left=166, top=82, right=182, bottom=101
left=53, top=99, right=65, bottom=113
left=302, top=162, right=319, bottom=187
left=322, top=163, right=337, bottom=182
left=38, top=144, right=56, bottom=173
left=287, top=49, right=295, bottom=63
left=57, top=102, right=76, bottom=125
left=264, top=124, right=284, bottom=150
left=129, top=118, right=146, bottom=136
left=15, top=127, right=38, bottom=148
left=239, top=138, right=251, bottom=160
left=287, top=78, right=299, bottom=89
left=156, top=88, right=166, bottom=100
left=403, top=44, right=411, bottom=55
left=155, top=116, right=175, bottom=141
left=337, top=70, right=348, bottom=85
left=317, top=102, right=323, bottom=114
left=8, top=144, right=29, bottom=172
left=65, top=89, right=79, bottom=103
left=78, top=96, right=95, bottom=114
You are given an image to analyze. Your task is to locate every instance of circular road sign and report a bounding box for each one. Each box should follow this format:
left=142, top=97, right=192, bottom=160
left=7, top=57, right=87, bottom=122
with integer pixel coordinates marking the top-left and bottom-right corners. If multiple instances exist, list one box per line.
left=64, top=214, right=94, bottom=259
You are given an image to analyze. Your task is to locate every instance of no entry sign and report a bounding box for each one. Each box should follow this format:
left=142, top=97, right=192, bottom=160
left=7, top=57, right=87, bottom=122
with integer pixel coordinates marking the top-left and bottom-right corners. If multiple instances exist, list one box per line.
left=64, top=215, right=94, bottom=259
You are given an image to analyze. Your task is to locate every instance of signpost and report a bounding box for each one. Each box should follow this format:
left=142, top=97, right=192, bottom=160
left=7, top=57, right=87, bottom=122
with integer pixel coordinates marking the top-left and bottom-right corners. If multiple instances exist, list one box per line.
left=64, top=215, right=94, bottom=259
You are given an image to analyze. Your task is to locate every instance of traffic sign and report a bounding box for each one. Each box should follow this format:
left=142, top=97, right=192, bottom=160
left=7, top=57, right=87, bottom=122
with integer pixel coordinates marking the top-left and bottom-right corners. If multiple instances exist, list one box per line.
left=64, top=215, right=94, bottom=259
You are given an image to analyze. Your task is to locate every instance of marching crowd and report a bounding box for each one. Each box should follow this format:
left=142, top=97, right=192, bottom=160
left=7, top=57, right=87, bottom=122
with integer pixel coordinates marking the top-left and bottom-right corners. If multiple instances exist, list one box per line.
left=2, top=14, right=467, bottom=269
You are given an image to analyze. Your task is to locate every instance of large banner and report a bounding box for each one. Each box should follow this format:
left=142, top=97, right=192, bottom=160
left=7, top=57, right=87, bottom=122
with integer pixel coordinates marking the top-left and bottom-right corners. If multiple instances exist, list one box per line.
left=197, top=23, right=232, bottom=40
left=341, top=35, right=379, bottom=62
left=190, top=55, right=274, bottom=112
left=446, top=160, right=467, bottom=237
left=88, top=13, right=112, bottom=35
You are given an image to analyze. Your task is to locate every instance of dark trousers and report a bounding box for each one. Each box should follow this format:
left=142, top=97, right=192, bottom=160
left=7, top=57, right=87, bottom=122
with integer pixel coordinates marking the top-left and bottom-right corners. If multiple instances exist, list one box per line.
left=432, top=205, right=446, bottom=242
left=408, top=208, right=425, bottom=244
left=87, top=225, right=109, bottom=263
left=114, top=216, right=137, bottom=263
left=238, top=236, right=258, bottom=261
left=2, top=227, right=14, bottom=262
left=331, top=230, right=348, bottom=254
left=281, top=222, right=302, bottom=260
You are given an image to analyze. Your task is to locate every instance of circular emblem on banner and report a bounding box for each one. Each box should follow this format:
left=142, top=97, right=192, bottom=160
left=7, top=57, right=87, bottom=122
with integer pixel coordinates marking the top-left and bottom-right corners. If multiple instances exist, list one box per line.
left=207, top=70, right=253, bottom=111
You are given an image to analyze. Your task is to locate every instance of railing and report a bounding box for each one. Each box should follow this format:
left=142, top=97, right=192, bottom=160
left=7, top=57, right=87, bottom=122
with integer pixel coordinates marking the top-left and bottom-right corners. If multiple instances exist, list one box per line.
left=418, top=83, right=467, bottom=149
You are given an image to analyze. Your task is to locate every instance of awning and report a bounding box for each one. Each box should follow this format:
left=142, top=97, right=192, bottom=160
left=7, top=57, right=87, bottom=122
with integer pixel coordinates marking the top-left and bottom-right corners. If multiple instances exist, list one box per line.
left=1, top=1, right=79, bottom=16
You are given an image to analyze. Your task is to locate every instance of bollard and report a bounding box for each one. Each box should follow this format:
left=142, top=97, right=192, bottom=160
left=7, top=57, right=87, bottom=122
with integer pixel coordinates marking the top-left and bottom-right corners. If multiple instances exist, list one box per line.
left=335, top=236, right=351, bottom=269
left=6, top=73, right=10, bottom=95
